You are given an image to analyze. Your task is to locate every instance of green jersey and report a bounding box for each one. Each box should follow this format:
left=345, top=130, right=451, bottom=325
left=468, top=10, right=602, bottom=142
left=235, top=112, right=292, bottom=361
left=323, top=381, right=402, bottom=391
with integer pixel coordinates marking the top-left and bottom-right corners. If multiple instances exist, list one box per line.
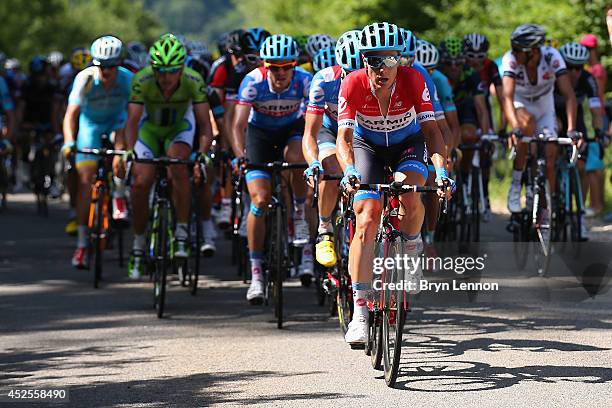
left=130, top=66, right=208, bottom=128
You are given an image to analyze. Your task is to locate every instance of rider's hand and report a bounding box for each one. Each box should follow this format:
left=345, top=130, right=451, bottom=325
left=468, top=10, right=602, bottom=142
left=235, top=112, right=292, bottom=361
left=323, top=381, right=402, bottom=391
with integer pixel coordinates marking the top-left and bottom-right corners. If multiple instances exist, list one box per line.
left=61, top=141, right=75, bottom=159
left=509, top=127, right=522, bottom=149
left=231, top=156, right=247, bottom=174
left=435, top=167, right=455, bottom=199
left=567, top=129, right=582, bottom=141
left=303, top=160, right=323, bottom=188
left=340, top=164, right=361, bottom=194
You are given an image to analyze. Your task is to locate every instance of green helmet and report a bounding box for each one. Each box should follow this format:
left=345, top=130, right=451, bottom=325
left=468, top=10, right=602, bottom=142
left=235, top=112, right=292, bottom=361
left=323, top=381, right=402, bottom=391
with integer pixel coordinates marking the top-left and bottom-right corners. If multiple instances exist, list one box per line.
left=149, top=33, right=186, bottom=67
left=439, top=36, right=464, bottom=60
left=293, top=35, right=309, bottom=53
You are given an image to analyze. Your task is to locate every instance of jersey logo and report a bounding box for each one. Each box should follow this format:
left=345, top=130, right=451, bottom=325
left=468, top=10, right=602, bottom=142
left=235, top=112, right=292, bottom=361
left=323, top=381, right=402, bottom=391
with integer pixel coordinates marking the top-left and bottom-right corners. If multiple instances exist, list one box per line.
left=394, top=100, right=403, bottom=108
left=422, top=87, right=430, bottom=102
left=240, top=84, right=258, bottom=101
left=310, top=85, right=325, bottom=103
left=338, top=96, right=348, bottom=114
left=552, top=60, right=560, bottom=69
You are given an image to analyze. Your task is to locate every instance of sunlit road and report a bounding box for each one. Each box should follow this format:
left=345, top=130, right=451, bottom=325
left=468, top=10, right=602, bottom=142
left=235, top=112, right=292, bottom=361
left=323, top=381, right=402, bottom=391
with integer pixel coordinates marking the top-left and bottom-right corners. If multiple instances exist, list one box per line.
left=1, top=194, right=611, bottom=407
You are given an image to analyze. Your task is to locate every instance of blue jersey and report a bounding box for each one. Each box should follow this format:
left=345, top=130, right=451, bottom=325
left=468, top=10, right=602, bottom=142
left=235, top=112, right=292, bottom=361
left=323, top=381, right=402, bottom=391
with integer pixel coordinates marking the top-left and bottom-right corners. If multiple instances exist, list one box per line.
left=413, top=63, right=443, bottom=119
left=431, top=69, right=456, bottom=113
left=306, top=65, right=343, bottom=133
left=236, top=66, right=312, bottom=130
left=68, top=66, right=133, bottom=123
left=0, top=76, right=15, bottom=112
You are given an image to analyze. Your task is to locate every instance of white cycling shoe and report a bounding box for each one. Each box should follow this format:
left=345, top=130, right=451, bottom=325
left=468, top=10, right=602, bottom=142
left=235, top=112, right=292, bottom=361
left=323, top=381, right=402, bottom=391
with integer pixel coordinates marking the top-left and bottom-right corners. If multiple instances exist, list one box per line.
left=507, top=183, right=522, bottom=213
left=246, top=276, right=265, bottom=305
left=293, top=218, right=310, bottom=246
left=344, top=314, right=368, bottom=346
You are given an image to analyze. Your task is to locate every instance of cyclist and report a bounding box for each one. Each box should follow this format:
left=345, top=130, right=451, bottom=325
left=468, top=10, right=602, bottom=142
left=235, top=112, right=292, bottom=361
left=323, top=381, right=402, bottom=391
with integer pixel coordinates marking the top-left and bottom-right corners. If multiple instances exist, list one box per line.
left=312, top=46, right=336, bottom=73
left=210, top=28, right=270, bottom=228
left=336, top=23, right=451, bottom=345
left=231, top=34, right=313, bottom=303
left=0, top=60, right=16, bottom=153
left=303, top=34, right=335, bottom=73
left=62, top=35, right=133, bottom=269
left=123, top=41, right=149, bottom=73
left=501, top=24, right=578, bottom=213
left=556, top=42, right=608, bottom=233
left=126, top=33, right=215, bottom=279
left=303, top=30, right=362, bottom=269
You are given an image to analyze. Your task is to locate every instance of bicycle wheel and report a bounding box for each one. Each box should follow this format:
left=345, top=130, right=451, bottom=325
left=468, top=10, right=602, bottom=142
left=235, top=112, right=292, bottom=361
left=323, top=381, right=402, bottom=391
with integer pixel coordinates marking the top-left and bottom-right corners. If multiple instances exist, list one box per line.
left=190, top=200, right=201, bottom=296
left=89, top=186, right=103, bottom=288
left=273, top=206, right=285, bottom=329
left=533, top=179, right=553, bottom=276
left=510, top=212, right=529, bottom=271
left=471, top=167, right=481, bottom=243
left=154, top=204, right=169, bottom=318
left=382, top=239, right=406, bottom=387
left=335, top=213, right=353, bottom=334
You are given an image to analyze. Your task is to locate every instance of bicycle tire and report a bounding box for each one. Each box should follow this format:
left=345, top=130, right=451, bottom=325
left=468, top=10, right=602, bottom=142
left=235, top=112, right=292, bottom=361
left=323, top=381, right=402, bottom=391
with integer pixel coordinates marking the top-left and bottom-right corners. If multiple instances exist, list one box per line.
left=533, top=180, right=553, bottom=276
left=190, top=199, right=201, bottom=296
left=382, top=239, right=406, bottom=387
left=88, top=187, right=102, bottom=288
left=274, top=206, right=284, bottom=329
left=370, top=312, right=383, bottom=369
left=472, top=167, right=480, bottom=243
left=335, top=211, right=353, bottom=335
left=154, top=204, right=168, bottom=318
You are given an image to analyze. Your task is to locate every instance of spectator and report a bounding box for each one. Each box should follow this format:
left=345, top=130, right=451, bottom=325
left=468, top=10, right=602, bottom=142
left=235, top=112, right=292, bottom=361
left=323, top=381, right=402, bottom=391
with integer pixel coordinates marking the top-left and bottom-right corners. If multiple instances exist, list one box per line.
left=580, top=34, right=607, bottom=111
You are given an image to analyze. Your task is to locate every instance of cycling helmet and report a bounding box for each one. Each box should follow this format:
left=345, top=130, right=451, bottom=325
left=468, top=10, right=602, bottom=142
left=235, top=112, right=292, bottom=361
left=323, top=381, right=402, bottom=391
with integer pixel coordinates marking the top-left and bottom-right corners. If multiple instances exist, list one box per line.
left=399, top=28, right=418, bottom=57
left=559, top=42, right=589, bottom=66
left=187, top=40, right=211, bottom=60
left=360, top=22, right=405, bottom=53
left=312, top=46, right=336, bottom=72
left=510, top=24, right=546, bottom=49
left=126, top=41, right=149, bottom=69
left=463, top=33, right=489, bottom=54
left=149, top=33, right=186, bottom=67
left=217, top=32, right=230, bottom=56
left=439, top=36, right=464, bottom=60
left=260, top=34, right=298, bottom=61
left=70, top=47, right=92, bottom=70
left=29, top=56, right=47, bottom=74
left=91, top=35, right=123, bottom=66
left=293, top=35, right=309, bottom=54
left=242, top=28, right=271, bottom=54
left=47, top=51, right=64, bottom=68
left=227, top=29, right=246, bottom=55
left=335, top=32, right=362, bottom=72
left=306, top=34, right=335, bottom=58
left=415, top=40, right=439, bottom=69
left=5, top=58, right=20, bottom=71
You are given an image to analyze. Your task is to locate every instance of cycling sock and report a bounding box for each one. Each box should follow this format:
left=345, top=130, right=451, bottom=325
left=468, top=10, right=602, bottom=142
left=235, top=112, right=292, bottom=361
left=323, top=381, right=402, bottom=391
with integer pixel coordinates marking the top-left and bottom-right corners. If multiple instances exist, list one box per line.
left=77, top=225, right=88, bottom=248
left=294, top=199, right=305, bottom=220
left=250, top=252, right=263, bottom=278
left=175, top=223, right=189, bottom=240
left=352, top=282, right=371, bottom=318
left=318, top=215, right=333, bottom=234
left=113, top=176, right=126, bottom=198
left=250, top=203, right=264, bottom=217
left=133, top=234, right=146, bottom=251
left=511, top=169, right=523, bottom=185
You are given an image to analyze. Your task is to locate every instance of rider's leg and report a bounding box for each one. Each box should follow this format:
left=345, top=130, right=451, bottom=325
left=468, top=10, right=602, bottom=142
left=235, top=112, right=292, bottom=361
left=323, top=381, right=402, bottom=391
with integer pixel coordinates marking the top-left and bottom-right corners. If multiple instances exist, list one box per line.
left=166, top=142, right=192, bottom=244
left=111, top=129, right=128, bottom=220
left=285, top=137, right=309, bottom=244
left=508, top=107, right=536, bottom=212
left=245, top=176, right=271, bottom=289
left=75, top=163, right=96, bottom=249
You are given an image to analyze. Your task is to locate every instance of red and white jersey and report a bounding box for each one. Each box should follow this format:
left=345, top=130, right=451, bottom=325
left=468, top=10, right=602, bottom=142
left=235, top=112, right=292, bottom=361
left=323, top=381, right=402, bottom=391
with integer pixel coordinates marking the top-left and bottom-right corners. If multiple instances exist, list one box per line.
left=337, top=66, right=435, bottom=146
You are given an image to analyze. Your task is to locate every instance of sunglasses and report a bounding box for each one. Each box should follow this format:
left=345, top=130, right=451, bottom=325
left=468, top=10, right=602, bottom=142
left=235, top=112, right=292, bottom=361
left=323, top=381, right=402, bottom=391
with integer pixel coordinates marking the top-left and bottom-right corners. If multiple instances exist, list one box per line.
left=244, top=54, right=261, bottom=65
left=153, top=66, right=182, bottom=74
left=264, top=61, right=296, bottom=72
left=364, top=55, right=401, bottom=69
left=465, top=52, right=486, bottom=59
left=512, top=47, right=533, bottom=54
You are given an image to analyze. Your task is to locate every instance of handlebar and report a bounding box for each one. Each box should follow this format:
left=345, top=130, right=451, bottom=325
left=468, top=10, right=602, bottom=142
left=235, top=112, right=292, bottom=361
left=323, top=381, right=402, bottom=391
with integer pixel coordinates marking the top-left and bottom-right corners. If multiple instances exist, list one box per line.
left=508, top=134, right=579, bottom=165
left=76, top=148, right=127, bottom=157
left=246, top=161, right=308, bottom=171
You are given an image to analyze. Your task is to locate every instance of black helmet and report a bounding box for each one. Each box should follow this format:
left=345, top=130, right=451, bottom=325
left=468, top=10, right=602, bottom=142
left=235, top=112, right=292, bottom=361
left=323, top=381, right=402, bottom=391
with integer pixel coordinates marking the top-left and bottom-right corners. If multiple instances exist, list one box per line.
left=510, top=24, right=546, bottom=49
left=227, top=29, right=246, bottom=55
left=241, top=28, right=271, bottom=55
left=463, top=33, right=489, bottom=55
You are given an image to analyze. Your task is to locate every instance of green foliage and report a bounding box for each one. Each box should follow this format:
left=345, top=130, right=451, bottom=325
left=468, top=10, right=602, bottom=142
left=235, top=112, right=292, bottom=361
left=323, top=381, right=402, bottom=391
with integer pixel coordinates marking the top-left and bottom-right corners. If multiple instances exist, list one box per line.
left=0, top=0, right=161, bottom=63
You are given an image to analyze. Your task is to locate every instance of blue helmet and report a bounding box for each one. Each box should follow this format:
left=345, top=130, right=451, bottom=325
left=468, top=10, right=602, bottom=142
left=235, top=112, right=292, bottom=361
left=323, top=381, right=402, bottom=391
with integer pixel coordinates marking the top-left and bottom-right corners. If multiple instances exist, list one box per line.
left=243, top=27, right=271, bottom=54
left=335, top=31, right=362, bottom=72
left=400, top=28, right=418, bottom=57
left=360, top=22, right=404, bottom=53
left=260, top=34, right=299, bottom=60
left=313, top=46, right=336, bottom=72
left=29, top=56, right=47, bottom=74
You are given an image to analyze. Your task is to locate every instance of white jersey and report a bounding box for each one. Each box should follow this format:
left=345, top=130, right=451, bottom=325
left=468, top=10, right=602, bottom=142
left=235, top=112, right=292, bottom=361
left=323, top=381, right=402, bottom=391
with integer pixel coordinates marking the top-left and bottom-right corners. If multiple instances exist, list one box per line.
left=501, top=46, right=567, bottom=101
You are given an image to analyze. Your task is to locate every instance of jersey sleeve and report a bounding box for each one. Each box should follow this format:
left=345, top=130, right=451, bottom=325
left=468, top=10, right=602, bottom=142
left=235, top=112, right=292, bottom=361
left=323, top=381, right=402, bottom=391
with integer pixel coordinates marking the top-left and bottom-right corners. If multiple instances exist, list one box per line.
left=501, top=51, right=518, bottom=78
left=67, top=68, right=95, bottom=106
left=129, top=70, right=146, bottom=105
left=186, top=70, right=208, bottom=104
left=410, top=70, right=435, bottom=123
left=585, top=72, right=601, bottom=109
left=419, top=66, right=444, bottom=119
left=489, top=60, right=502, bottom=86
left=548, top=48, right=567, bottom=77
left=235, top=73, right=258, bottom=106
left=209, top=60, right=228, bottom=88
left=306, top=71, right=326, bottom=115
left=0, top=77, right=14, bottom=111
left=337, top=74, right=358, bottom=129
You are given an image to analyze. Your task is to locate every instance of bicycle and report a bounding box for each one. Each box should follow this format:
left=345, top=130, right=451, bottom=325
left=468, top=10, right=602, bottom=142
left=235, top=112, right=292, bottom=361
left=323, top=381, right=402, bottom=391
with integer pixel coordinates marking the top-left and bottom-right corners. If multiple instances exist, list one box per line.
left=507, top=131, right=577, bottom=276
left=76, top=135, right=126, bottom=288
left=0, top=144, right=11, bottom=211
left=358, top=179, right=443, bottom=387
left=127, top=154, right=205, bottom=318
left=231, top=164, right=249, bottom=283
left=27, top=127, right=61, bottom=216
left=246, top=161, right=308, bottom=329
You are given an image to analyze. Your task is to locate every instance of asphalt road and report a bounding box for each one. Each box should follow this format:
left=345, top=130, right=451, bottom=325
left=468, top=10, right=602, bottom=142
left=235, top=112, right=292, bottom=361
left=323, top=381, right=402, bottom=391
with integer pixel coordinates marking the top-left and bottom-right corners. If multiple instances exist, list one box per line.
left=1, top=193, right=611, bottom=407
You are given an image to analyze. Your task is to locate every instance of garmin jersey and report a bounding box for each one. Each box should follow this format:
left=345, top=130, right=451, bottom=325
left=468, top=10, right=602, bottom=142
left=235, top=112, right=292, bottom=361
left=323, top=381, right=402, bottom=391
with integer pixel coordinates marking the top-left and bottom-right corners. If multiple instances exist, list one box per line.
left=236, top=66, right=312, bottom=130
left=501, top=46, right=566, bottom=101
left=413, top=63, right=444, bottom=119
left=0, top=76, right=14, bottom=112
left=68, top=66, right=133, bottom=123
left=337, top=66, right=435, bottom=146
left=430, top=69, right=456, bottom=112
left=130, top=66, right=208, bottom=128
left=306, top=65, right=342, bottom=132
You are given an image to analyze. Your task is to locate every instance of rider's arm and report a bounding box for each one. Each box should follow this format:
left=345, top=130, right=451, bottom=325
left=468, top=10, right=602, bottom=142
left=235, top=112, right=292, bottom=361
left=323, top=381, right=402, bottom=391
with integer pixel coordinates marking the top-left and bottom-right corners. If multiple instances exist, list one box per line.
left=62, top=104, right=80, bottom=145
left=303, top=113, right=323, bottom=164
left=194, top=103, right=214, bottom=153
left=230, top=103, right=250, bottom=158
left=445, top=110, right=461, bottom=149
left=422, top=120, right=446, bottom=171
left=585, top=74, right=604, bottom=132
left=336, top=126, right=355, bottom=171
left=125, top=104, right=144, bottom=150
left=556, top=73, right=577, bottom=132
left=474, top=94, right=491, bottom=134
left=435, top=116, right=453, bottom=157
left=502, top=75, right=520, bottom=130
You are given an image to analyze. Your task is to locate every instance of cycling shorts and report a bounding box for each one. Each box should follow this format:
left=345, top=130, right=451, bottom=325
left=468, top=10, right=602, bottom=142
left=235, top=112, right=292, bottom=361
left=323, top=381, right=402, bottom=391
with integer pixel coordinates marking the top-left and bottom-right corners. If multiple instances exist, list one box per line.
left=245, top=119, right=304, bottom=182
left=513, top=95, right=556, bottom=135
left=316, top=126, right=337, bottom=160
left=134, top=106, right=195, bottom=159
left=76, top=113, right=126, bottom=167
left=353, top=134, right=428, bottom=202
left=456, top=99, right=478, bottom=126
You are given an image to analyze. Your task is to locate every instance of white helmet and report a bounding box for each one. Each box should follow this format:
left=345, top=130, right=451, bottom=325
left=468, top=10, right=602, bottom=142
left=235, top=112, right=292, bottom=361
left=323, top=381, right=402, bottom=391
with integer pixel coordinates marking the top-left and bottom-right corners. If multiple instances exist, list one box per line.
left=5, top=58, right=20, bottom=70
left=306, top=34, right=335, bottom=58
left=415, top=40, right=439, bottom=69
left=47, top=51, right=64, bottom=68
left=559, top=42, right=589, bottom=66
left=91, top=35, right=123, bottom=66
